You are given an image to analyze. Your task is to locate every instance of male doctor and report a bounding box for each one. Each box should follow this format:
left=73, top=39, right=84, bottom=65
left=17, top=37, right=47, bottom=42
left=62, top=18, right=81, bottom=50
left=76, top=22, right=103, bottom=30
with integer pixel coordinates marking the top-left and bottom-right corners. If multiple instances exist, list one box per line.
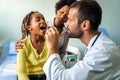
left=44, top=0, right=120, bottom=80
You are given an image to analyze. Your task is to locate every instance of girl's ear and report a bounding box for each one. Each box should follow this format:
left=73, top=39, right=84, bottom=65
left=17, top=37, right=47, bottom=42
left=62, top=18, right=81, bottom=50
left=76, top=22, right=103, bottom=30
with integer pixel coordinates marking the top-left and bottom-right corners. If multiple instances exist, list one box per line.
left=26, top=25, right=32, bottom=31
left=80, top=20, right=90, bottom=31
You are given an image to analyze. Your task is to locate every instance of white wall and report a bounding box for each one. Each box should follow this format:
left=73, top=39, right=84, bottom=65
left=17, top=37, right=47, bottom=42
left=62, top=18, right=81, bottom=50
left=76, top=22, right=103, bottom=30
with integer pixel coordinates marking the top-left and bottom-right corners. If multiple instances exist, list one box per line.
left=97, top=0, right=120, bottom=44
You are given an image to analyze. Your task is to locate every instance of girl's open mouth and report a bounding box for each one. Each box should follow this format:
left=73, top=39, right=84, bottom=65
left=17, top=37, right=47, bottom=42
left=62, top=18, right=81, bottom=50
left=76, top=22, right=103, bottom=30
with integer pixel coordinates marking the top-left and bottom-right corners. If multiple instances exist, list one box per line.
left=40, top=26, right=47, bottom=30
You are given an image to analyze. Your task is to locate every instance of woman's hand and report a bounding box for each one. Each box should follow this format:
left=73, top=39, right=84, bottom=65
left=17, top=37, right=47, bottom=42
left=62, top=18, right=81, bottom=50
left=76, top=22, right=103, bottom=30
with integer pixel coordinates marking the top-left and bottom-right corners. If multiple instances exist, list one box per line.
left=15, top=39, right=24, bottom=52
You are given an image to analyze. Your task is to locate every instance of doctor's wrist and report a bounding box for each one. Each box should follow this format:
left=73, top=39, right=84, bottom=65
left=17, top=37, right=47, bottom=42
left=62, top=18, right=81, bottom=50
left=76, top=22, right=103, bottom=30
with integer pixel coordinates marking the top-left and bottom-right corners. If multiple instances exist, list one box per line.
left=49, top=48, right=58, bottom=56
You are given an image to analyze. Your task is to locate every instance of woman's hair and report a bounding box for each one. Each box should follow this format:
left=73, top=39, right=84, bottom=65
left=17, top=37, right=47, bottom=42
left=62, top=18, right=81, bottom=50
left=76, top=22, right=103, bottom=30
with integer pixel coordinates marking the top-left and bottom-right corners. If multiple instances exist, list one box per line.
left=55, top=0, right=76, bottom=13
left=70, top=0, right=102, bottom=31
left=21, top=11, right=45, bottom=39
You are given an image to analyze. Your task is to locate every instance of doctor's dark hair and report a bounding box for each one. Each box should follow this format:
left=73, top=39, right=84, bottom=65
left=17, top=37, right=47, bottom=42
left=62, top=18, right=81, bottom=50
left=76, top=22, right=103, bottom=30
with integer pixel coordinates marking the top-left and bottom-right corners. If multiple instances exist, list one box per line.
left=70, top=0, right=102, bottom=31
left=55, top=0, right=76, bottom=13
left=21, top=11, right=45, bottom=39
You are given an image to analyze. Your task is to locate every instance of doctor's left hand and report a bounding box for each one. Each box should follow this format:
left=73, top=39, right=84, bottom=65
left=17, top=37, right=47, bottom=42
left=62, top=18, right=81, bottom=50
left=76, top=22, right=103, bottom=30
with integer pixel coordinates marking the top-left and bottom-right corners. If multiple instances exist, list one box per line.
left=45, top=27, right=59, bottom=56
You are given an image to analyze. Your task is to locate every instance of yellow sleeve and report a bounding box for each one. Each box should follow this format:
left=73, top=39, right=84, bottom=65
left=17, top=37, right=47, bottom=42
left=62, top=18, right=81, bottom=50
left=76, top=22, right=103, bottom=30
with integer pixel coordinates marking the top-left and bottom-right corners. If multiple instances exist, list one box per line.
left=17, top=48, right=29, bottom=80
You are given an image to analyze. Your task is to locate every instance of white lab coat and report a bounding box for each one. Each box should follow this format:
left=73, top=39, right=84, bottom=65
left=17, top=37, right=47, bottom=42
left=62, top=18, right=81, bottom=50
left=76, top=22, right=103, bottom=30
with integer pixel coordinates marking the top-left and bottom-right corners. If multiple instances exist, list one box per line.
left=43, top=33, right=120, bottom=80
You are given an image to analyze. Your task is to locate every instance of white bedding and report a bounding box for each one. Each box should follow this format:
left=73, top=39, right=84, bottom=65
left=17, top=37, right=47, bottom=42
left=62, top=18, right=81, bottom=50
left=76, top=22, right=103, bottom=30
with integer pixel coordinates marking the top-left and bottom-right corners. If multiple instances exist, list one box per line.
left=2, top=63, right=17, bottom=76
left=0, top=55, right=17, bottom=80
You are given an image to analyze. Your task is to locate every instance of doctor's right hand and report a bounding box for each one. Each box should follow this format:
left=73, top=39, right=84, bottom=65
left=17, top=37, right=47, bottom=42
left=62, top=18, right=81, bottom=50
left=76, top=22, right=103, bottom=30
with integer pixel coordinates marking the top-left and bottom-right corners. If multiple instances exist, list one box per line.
left=45, top=27, right=59, bottom=56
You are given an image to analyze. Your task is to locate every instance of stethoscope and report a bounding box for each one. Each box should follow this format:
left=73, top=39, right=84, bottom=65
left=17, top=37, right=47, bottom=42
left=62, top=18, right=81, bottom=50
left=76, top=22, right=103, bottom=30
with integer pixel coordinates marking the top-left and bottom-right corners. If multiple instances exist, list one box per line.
left=84, top=33, right=101, bottom=54
left=91, top=33, right=101, bottom=47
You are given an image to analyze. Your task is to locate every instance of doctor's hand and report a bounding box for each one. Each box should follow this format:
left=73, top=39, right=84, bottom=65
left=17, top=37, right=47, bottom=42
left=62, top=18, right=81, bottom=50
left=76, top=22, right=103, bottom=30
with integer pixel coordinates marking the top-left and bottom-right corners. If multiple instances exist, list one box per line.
left=45, top=27, right=59, bottom=56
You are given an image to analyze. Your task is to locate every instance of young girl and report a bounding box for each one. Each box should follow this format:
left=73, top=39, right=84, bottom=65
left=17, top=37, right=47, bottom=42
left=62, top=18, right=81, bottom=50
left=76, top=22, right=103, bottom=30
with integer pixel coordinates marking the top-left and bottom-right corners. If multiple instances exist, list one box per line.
left=17, top=11, right=48, bottom=80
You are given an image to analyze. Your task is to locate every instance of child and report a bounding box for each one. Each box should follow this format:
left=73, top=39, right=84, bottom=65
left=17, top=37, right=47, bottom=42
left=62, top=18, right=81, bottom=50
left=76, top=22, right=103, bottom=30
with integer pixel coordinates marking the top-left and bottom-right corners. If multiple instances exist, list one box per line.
left=17, top=11, right=48, bottom=80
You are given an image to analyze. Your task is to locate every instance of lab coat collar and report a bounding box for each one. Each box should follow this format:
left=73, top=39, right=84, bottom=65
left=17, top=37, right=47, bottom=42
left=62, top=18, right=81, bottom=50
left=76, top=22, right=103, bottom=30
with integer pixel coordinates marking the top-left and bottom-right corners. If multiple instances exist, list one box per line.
left=85, top=33, right=101, bottom=54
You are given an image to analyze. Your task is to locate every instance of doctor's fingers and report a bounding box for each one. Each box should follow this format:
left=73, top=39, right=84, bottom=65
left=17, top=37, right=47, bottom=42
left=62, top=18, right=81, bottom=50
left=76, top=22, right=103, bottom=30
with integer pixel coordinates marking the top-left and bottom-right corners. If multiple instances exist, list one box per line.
left=46, top=27, right=59, bottom=36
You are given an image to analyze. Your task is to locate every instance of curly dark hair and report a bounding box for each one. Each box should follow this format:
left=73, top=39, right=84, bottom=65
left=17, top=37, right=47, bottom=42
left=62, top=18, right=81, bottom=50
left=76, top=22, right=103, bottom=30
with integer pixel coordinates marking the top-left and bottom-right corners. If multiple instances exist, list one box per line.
left=55, top=0, right=76, bottom=13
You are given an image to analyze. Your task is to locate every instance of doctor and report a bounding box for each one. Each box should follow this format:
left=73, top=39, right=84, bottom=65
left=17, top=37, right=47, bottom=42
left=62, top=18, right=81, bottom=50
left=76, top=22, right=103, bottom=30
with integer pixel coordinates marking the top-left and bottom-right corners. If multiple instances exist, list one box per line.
left=44, top=0, right=120, bottom=80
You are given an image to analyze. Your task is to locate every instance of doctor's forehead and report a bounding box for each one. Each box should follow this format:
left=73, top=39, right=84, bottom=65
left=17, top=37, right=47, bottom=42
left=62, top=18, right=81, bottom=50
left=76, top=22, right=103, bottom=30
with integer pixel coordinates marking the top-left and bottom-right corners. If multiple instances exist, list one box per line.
left=68, top=8, right=79, bottom=19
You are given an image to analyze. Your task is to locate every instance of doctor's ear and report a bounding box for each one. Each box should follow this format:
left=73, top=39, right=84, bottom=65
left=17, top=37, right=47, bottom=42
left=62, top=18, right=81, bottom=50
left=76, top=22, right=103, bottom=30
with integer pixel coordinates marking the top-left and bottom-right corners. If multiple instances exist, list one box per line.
left=81, top=20, right=90, bottom=31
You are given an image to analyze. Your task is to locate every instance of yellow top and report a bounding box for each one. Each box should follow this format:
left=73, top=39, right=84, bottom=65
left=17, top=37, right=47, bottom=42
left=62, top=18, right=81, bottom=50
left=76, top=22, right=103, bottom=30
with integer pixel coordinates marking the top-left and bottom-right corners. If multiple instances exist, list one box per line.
left=17, top=36, right=48, bottom=80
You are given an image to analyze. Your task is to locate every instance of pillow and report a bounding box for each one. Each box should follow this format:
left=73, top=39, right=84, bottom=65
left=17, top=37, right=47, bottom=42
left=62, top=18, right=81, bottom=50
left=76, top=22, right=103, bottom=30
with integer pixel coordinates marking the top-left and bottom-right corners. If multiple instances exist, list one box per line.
left=9, top=40, right=17, bottom=55
left=0, top=41, right=10, bottom=64
left=0, top=46, right=2, bottom=57
left=98, top=27, right=110, bottom=37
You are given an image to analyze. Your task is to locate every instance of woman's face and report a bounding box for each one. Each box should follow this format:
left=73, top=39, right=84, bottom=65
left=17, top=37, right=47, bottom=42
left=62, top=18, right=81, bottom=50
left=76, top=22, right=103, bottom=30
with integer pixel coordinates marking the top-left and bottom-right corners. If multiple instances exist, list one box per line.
left=55, top=5, right=69, bottom=27
left=28, top=13, right=47, bottom=36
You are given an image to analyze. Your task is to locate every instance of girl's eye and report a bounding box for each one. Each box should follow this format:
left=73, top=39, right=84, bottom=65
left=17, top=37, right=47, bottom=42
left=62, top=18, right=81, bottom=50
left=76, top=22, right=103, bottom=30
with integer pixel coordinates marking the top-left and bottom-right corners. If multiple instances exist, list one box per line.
left=36, top=19, right=40, bottom=21
left=35, top=17, right=41, bottom=21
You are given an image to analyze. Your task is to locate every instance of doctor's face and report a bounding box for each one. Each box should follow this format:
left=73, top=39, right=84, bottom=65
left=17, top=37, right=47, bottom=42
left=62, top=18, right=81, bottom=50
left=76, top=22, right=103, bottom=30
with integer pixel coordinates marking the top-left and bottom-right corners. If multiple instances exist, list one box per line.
left=66, top=8, right=84, bottom=38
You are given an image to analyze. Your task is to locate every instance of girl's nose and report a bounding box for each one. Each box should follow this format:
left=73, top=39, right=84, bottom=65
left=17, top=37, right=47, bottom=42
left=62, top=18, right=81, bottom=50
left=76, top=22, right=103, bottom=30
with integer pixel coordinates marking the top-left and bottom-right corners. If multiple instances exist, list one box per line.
left=40, top=20, right=47, bottom=26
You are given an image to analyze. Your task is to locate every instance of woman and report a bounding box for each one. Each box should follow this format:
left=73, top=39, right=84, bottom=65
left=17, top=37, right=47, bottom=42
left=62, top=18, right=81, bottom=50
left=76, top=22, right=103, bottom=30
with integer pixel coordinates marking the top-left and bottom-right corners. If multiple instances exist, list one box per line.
left=48, top=0, right=76, bottom=58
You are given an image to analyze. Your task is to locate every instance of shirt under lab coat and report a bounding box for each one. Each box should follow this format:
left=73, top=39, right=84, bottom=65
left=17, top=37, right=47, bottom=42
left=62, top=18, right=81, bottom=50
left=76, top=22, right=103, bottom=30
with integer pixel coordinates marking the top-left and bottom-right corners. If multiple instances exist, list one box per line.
left=43, top=32, right=120, bottom=80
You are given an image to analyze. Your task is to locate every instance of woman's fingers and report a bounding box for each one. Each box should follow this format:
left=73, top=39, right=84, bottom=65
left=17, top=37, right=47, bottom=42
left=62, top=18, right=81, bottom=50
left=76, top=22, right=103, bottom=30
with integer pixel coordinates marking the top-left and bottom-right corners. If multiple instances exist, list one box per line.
left=15, top=40, right=24, bottom=52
